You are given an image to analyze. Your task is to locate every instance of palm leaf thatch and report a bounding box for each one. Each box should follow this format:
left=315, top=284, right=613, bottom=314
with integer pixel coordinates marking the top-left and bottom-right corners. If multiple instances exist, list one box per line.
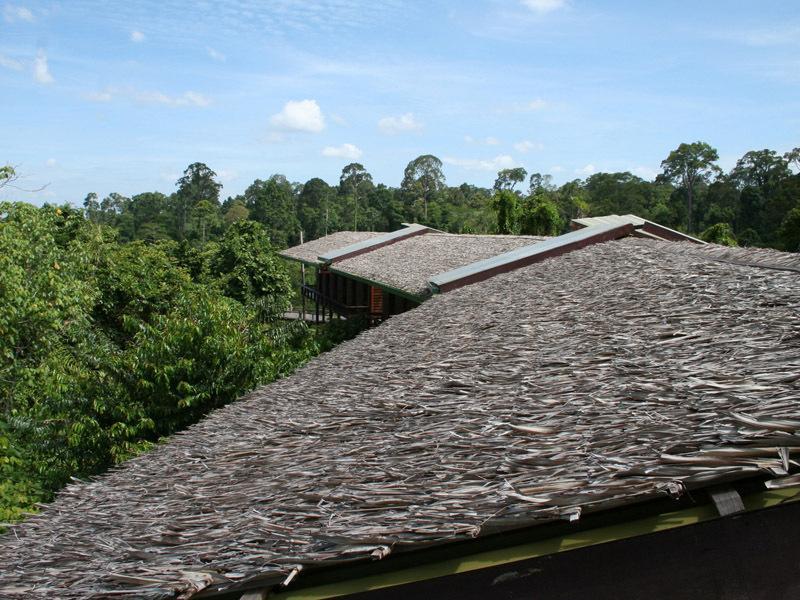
left=1, top=238, right=799, bottom=598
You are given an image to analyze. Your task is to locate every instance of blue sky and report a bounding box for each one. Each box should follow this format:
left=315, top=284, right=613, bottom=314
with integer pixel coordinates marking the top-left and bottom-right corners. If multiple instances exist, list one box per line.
left=1, top=0, right=799, bottom=204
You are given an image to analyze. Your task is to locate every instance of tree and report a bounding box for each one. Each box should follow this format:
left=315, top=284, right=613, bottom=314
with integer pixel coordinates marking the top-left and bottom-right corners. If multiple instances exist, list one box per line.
left=730, top=149, right=791, bottom=192
left=700, top=222, right=737, bottom=246
left=340, top=163, right=373, bottom=230
left=223, top=200, right=250, bottom=226
left=529, top=172, right=553, bottom=195
left=519, top=196, right=562, bottom=235
left=784, top=147, right=800, bottom=172
left=779, top=207, right=800, bottom=252
left=657, top=142, right=721, bottom=233
left=192, top=200, right=220, bottom=244
left=209, top=220, right=292, bottom=314
left=128, top=192, right=170, bottom=241
left=298, top=178, right=336, bottom=238
left=494, top=167, right=527, bottom=192
left=243, top=175, right=299, bottom=247
left=0, top=165, right=16, bottom=189
left=83, top=192, right=101, bottom=224
left=174, top=163, right=222, bottom=240
left=0, top=165, right=47, bottom=193
left=491, top=189, right=519, bottom=234
left=401, top=155, right=445, bottom=221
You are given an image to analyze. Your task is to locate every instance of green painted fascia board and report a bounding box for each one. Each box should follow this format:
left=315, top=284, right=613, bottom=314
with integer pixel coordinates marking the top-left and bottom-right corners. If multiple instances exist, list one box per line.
left=279, top=254, right=321, bottom=267
left=271, top=486, right=800, bottom=600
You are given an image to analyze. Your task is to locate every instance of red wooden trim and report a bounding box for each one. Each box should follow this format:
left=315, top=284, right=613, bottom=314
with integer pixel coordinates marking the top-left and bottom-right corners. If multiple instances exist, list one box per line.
left=640, top=222, right=705, bottom=244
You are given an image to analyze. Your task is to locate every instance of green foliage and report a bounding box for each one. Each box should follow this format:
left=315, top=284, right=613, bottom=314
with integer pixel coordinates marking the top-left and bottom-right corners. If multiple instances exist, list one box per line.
left=658, top=141, right=722, bottom=232
left=700, top=222, right=738, bottom=246
left=779, top=207, right=800, bottom=252
left=0, top=202, right=312, bottom=522
left=491, top=189, right=519, bottom=234
left=243, top=175, right=299, bottom=247
left=0, top=165, right=16, bottom=188
left=494, top=167, right=527, bottom=191
left=520, top=196, right=562, bottom=235
left=121, top=287, right=280, bottom=435
left=209, top=221, right=293, bottom=315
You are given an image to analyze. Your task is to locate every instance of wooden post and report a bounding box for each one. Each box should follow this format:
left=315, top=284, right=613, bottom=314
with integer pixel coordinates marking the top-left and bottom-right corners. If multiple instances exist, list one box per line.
left=299, top=230, right=306, bottom=323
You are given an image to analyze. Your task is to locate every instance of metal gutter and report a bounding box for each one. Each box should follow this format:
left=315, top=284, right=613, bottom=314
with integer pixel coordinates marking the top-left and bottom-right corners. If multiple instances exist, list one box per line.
left=428, top=223, right=633, bottom=294
left=319, top=224, right=433, bottom=264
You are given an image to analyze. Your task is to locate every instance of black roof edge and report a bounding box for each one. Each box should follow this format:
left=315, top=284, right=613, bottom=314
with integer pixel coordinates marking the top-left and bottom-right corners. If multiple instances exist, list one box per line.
left=195, top=475, right=777, bottom=599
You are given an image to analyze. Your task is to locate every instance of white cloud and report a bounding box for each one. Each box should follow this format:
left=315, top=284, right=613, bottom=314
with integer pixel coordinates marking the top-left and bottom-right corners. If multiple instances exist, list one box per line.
left=500, top=98, right=548, bottom=114
left=33, top=50, right=53, bottom=84
left=3, top=4, right=34, bottom=22
left=136, top=90, right=210, bottom=107
left=444, top=154, right=517, bottom=172
left=207, top=47, right=226, bottom=61
left=514, top=140, right=544, bottom=153
left=322, top=143, right=363, bottom=160
left=0, top=52, right=23, bottom=70
left=525, top=98, right=547, bottom=110
left=45, top=158, right=57, bottom=167
left=378, top=112, right=423, bottom=134
left=270, top=99, right=325, bottom=133
left=464, top=135, right=500, bottom=146
left=576, top=163, right=596, bottom=176
left=550, top=165, right=565, bottom=173
left=632, top=165, right=658, bottom=180
left=130, top=30, right=145, bottom=43
left=217, top=169, right=238, bottom=183
left=86, top=90, right=113, bottom=102
left=719, top=25, right=800, bottom=47
left=84, top=87, right=210, bottom=107
left=521, top=0, right=567, bottom=14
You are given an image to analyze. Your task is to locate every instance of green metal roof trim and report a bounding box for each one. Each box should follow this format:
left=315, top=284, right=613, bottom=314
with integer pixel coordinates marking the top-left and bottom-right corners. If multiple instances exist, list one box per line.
left=429, top=223, right=630, bottom=293
left=572, top=214, right=647, bottom=228
left=318, top=224, right=431, bottom=263
left=279, top=232, right=387, bottom=266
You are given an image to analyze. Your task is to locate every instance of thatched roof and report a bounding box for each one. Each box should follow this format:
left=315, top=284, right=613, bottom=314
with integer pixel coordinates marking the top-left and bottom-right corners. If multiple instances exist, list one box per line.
left=333, top=233, right=546, bottom=297
left=2, top=238, right=800, bottom=598
left=279, top=231, right=384, bottom=265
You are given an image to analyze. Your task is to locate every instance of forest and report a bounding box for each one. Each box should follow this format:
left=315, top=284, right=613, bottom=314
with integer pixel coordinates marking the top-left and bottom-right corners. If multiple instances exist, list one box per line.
left=1, top=140, right=799, bottom=522
left=56, top=141, right=800, bottom=250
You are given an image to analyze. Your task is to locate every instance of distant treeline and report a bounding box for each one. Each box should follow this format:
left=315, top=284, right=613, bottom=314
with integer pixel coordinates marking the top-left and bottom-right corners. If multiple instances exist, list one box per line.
left=64, top=142, right=800, bottom=251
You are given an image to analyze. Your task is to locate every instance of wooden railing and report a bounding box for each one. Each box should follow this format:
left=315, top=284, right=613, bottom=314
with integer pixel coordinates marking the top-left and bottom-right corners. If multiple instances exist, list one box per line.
left=301, top=284, right=368, bottom=318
